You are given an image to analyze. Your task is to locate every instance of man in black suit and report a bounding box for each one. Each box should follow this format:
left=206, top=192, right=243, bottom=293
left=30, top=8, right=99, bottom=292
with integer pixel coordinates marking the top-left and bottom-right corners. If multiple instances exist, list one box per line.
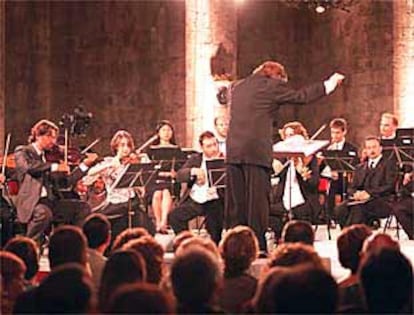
left=168, top=131, right=223, bottom=244
left=335, top=136, right=397, bottom=228
left=14, top=119, right=97, bottom=244
left=320, top=118, right=359, bottom=223
left=226, top=60, right=345, bottom=249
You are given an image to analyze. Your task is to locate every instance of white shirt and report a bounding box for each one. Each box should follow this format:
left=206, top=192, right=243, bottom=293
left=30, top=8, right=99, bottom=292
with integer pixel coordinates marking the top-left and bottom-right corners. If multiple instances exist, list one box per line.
left=217, top=139, right=226, bottom=156
left=381, top=134, right=396, bottom=140
left=190, top=158, right=219, bottom=204
left=328, top=139, right=345, bottom=151
left=84, top=157, right=135, bottom=206
left=282, top=160, right=305, bottom=210
left=368, top=154, right=382, bottom=169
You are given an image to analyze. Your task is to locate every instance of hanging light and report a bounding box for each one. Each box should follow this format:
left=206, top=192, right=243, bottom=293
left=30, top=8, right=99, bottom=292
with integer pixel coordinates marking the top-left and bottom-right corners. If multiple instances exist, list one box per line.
left=284, top=0, right=356, bottom=14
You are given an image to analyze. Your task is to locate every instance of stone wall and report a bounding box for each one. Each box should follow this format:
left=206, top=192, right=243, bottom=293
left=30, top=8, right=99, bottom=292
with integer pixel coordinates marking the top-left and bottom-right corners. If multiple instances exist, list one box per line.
left=2, top=0, right=403, bottom=153
left=236, top=0, right=394, bottom=147
left=5, top=1, right=185, bottom=153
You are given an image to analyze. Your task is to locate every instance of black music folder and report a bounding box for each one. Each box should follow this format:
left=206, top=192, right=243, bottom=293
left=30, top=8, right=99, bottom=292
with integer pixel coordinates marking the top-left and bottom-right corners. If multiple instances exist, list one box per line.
left=147, top=145, right=187, bottom=170
left=323, top=150, right=357, bottom=172
left=206, top=158, right=226, bottom=189
left=382, top=128, right=414, bottom=167
left=114, top=162, right=160, bottom=189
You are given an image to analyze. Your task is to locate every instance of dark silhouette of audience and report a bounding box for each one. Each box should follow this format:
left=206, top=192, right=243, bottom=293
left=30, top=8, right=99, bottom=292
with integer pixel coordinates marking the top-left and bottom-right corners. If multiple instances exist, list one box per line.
left=218, top=226, right=259, bottom=313
left=281, top=220, right=315, bottom=246
left=123, top=235, right=165, bottom=285
left=82, top=213, right=111, bottom=291
left=2, top=218, right=413, bottom=315
left=255, top=264, right=338, bottom=313
left=111, top=226, right=150, bottom=253
left=336, top=224, right=372, bottom=312
left=0, top=251, right=26, bottom=314
left=107, top=282, right=175, bottom=314
left=268, top=242, right=324, bottom=269
left=48, top=225, right=88, bottom=270
left=4, top=236, right=40, bottom=288
left=14, top=263, right=93, bottom=314
left=171, top=247, right=223, bottom=313
left=99, top=249, right=147, bottom=312
left=359, top=247, right=413, bottom=314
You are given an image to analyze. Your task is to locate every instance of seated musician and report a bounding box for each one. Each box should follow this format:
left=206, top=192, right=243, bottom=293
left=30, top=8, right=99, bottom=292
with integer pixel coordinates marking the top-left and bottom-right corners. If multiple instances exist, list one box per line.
left=14, top=119, right=98, bottom=244
left=214, top=115, right=229, bottom=156
left=335, top=136, right=397, bottom=228
left=269, top=122, right=322, bottom=238
left=145, top=120, right=180, bottom=233
left=83, top=130, right=155, bottom=237
left=379, top=112, right=398, bottom=142
left=168, top=131, right=223, bottom=244
left=320, top=118, right=359, bottom=223
left=394, top=171, right=413, bottom=239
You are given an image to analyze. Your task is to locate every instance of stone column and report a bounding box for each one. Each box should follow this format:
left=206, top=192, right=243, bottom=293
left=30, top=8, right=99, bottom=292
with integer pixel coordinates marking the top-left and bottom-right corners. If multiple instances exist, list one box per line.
left=393, top=0, right=414, bottom=127
left=0, top=1, right=4, bottom=152
left=185, top=0, right=237, bottom=147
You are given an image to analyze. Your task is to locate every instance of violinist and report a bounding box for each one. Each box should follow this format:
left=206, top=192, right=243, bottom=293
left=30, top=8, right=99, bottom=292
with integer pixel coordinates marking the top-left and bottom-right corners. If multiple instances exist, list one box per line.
left=214, top=115, right=229, bottom=156
left=319, top=118, right=359, bottom=224
left=14, top=119, right=98, bottom=244
left=145, top=120, right=180, bottom=233
left=83, top=130, right=155, bottom=237
left=168, top=131, right=224, bottom=244
left=269, top=122, right=322, bottom=238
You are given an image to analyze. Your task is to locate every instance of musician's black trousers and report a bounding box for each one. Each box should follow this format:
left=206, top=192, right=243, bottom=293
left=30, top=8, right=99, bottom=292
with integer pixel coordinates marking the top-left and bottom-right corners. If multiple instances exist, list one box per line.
left=225, top=163, right=271, bottom=251
left=96, top=199, right=156, bottom=238
left=26, top=198, right=91, bottom=244
left=168, top=198, right=223, bottom=244
left=335, top=197, right=392, bottom=228
left=393, top=196, right=414, bottom=239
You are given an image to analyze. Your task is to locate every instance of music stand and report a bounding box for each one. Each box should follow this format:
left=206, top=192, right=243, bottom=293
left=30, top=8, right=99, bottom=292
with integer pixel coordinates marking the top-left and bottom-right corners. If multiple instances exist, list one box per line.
left=206, top=158, right=226, bottom=189
left=148, top=146, right=187, bottom=168
left=323, top=151, right=356, bottom=199
left=322, top=151, right=356, bottom=240
left=148, top=146, right=188, bottom=199
left=113, top=162, right=160, bottom=229
left=273, top=136, right=329, bottom=222
left=394, top=128, right=414, bottom=168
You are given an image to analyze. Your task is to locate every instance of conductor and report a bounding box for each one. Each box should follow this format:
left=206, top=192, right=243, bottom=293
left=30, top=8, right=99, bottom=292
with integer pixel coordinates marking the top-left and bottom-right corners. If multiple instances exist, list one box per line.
left=225, top=60, right=345, bottom=250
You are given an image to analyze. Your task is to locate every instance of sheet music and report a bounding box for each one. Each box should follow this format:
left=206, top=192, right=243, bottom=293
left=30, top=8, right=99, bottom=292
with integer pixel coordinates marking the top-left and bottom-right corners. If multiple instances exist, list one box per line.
left=273, top=135, right=329, bottom=157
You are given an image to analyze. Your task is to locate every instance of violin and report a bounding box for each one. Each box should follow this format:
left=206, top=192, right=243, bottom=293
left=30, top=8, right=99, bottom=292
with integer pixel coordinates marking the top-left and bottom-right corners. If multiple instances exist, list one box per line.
left=45, top=138, right=101, bottom=165
left=120, top=152, right=141, bottom=165
left=1, top=134, right=15, bottom=169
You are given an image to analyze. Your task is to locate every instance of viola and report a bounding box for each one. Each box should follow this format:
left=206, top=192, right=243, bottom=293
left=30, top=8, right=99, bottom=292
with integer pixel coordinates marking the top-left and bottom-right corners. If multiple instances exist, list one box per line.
left=45, top=145, right=84, bottom=165
left=0, top=153, right=16, bottom=169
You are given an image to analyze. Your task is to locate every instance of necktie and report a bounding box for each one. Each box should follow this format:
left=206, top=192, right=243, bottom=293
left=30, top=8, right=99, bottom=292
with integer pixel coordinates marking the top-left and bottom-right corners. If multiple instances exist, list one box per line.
left=369, top=161, right=375, bottom=169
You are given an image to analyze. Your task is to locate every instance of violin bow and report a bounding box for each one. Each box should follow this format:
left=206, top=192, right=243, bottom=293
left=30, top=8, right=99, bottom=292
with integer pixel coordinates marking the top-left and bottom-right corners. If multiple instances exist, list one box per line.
left=2, top=133, right=11, bottom=176
left=310, top=123, right=327, bottom=140
left=135, top=134, right=158, bottom=155
left=64, top=128, right=69, bottom=165
left=81, top=138, right=101, bottom=155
